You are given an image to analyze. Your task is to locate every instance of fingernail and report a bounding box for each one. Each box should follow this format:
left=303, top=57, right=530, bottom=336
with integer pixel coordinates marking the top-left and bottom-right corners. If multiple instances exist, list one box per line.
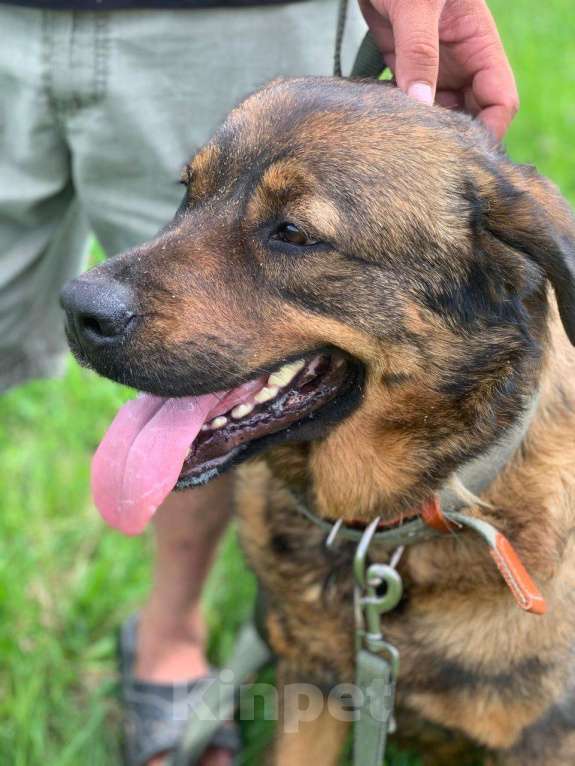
left=407, top=82, right=434, bottom=106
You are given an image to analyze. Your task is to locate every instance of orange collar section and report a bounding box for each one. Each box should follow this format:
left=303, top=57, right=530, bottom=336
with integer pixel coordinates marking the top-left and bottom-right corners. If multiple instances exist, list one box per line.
left=419, top=495, right=456, bottom=533
left=419, top=496, right=547, bottom=616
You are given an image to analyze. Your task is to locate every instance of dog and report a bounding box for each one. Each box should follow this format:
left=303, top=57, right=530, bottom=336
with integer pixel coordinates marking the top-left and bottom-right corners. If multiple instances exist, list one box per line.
left=61, top=78, right=575, bottom=765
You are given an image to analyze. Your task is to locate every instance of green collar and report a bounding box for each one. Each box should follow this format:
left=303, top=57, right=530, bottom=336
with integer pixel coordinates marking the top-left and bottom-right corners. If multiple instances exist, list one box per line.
left=290, top=394, right=546, bottom=614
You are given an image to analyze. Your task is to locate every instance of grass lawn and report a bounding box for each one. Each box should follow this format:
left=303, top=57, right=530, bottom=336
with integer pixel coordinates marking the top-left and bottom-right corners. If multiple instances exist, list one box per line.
left=1, top=2, right=574, bottom=763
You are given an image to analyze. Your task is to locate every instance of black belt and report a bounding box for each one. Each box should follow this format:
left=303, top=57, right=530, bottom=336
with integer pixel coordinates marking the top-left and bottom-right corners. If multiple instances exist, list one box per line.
left=0, top=0, right=311, bottom=13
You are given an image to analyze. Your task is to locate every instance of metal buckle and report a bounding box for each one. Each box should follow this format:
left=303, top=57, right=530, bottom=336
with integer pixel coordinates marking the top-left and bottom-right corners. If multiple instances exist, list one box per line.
left=353, top=517, right=403, bottom=672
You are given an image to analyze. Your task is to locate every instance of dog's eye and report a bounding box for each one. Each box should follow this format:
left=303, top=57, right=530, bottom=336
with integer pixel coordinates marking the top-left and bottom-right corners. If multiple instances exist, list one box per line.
left=272, top=223, right=318, bottom=247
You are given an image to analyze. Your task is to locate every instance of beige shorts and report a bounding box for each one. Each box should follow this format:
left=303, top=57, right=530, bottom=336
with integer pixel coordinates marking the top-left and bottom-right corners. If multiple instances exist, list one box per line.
left=0, top=1, right=365, bottom=392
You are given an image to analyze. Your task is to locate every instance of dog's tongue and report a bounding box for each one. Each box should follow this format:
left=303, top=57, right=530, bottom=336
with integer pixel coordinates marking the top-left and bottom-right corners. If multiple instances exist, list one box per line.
left=91, top=393, right=218, bottom=535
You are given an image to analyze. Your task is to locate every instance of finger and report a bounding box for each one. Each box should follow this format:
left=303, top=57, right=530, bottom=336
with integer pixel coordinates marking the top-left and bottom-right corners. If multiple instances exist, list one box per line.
left=478, top=103, right=517, bottom=141
left=473, top=64, right=519, bottom=140
left=201, top=747, right=233, bottom=766
left=435, top=89, right=465, bottom=110
left=456, top=1, right=519, bottom=138
left=464, top=88, right=481, bottom=116
left=387, top=0, right=445, bottom=103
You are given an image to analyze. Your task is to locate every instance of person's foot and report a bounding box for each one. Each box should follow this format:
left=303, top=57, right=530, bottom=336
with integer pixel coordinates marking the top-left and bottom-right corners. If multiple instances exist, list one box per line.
left=135, top=607, right=234, bottom=766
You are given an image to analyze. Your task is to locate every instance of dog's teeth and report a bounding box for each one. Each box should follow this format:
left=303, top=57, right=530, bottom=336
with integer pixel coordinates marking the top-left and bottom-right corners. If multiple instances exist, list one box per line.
left=254, top=385, right=279, bottom=404
left=231, top=402, right=254, bottom=419
left=200, top=424, right=210, bottom=432
left=210, top=416, right=228, bottom=429
left=268, top=359, right=305, bottom=388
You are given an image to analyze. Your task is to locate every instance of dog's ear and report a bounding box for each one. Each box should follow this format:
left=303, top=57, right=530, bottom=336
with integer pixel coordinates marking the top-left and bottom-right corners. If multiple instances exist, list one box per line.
left=470, top=161, right=575, bottom=345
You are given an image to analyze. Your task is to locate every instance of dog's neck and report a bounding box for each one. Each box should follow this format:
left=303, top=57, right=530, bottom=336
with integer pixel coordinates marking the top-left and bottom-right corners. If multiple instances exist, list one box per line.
left=289, top=391, right=540, bottom=547
left=291, top=390, right=540, bottom=533
left=439, top=392, right=540, bottom=514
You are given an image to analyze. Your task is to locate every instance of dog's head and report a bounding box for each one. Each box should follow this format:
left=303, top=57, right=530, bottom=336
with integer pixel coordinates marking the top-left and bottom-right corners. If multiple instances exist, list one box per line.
left=61, top=78, right=575, bottom=530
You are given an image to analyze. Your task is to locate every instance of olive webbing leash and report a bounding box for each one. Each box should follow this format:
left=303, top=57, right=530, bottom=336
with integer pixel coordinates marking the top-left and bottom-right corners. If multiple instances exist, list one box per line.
left=334, top=0, right=386, bottom=79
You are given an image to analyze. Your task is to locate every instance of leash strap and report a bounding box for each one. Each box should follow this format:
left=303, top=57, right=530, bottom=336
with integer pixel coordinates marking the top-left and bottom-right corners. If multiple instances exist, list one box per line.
left=355, top=648, right=397, bottom=766
left=334, top=0, right=386, bottom=79
left=168, top=622, right=272, bottom=766
left=353, top=519, right=402, bottom=766
left=333, top=0, right=348, bottom=77
left=350, top=31, right=386, bottom=79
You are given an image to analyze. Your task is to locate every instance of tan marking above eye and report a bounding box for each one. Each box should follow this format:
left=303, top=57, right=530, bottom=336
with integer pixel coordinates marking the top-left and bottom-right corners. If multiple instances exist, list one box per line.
left=247, top=159, right=341, bottom=244
left=261, top=159, right=310, bottom=197
left=185, top=144, right=222, bottom=200
left=179, top=165, right=193, bottom=186
left=247, top=159, right=311, bottom=223
left=291, top=197, right=341, bottom=241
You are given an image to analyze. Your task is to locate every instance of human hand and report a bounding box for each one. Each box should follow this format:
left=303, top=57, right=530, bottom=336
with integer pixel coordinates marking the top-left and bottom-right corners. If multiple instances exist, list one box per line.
left=359, top=0, right=519, bottom=139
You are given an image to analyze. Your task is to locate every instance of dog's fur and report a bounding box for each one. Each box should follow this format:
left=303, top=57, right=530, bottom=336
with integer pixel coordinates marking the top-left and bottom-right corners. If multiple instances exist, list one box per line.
left=67, top=79, right=575, bottom=764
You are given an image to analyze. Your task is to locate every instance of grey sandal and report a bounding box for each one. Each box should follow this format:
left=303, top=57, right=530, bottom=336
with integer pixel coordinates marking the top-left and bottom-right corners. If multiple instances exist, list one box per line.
left=118, top=614, right=241, bottom=766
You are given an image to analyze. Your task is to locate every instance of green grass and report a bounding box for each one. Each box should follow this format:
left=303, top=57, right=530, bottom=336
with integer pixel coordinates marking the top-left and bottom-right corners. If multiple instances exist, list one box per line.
left=1, top=2, right=574, bottom=763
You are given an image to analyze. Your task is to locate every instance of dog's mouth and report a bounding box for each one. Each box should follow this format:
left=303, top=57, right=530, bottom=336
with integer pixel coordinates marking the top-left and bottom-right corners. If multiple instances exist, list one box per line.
left=91, top=351, right=363, bottom=535
left=179, top=352, right=359, bottom=485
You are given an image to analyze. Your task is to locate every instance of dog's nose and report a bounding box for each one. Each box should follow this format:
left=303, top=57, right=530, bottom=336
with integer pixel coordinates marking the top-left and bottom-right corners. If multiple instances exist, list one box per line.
left=60, top=277, right=138, bottom=347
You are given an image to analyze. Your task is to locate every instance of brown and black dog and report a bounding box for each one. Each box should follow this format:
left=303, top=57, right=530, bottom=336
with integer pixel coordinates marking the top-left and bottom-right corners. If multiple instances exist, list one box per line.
left=61, top=78, right=575, bottom=765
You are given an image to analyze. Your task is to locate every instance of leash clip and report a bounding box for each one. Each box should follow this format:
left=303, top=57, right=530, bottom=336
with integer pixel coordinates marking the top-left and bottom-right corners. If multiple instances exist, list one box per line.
left=353, top=517, right=402, bottom=671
